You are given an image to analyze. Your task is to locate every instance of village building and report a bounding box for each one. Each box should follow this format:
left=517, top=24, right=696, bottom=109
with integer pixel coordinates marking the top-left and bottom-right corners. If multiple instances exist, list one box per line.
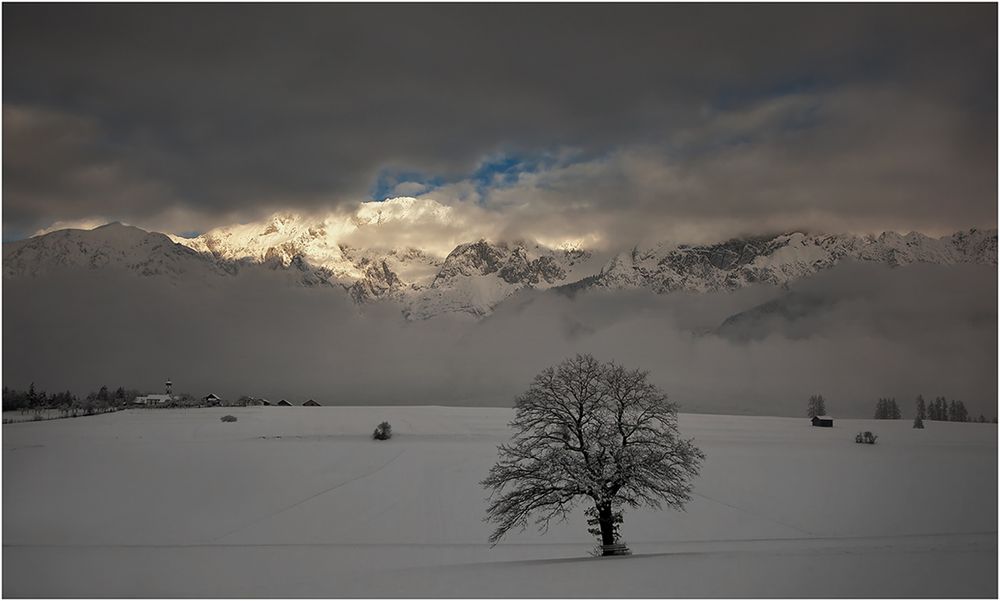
left=276, top=399, right=292, bottom=406
left=303, top=399, right=321, bottom=406
left=135, top=379, right=177, bottom=406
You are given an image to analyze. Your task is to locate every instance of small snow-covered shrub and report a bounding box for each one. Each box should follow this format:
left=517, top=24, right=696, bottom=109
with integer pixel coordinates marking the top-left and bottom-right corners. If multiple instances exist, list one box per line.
left=373, top=421, right=392, bottom=440
left=220, top=415, right=238, bottom=423
left=855, top=431, right=877, bottom=444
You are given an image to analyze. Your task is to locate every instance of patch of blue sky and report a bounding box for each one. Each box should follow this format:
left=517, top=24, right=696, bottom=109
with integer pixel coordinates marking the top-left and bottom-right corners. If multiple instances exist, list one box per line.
left=368, top=149, right=588, bottom=204
left=468, top=150, right=595, bottom=200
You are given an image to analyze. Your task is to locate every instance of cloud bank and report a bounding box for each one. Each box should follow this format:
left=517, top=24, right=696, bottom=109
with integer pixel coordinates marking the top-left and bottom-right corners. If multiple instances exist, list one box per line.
left=3, top=4, right=996, bottom=242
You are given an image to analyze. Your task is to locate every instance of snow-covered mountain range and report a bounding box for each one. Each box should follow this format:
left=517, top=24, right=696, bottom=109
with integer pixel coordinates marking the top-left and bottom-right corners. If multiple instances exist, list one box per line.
left=574, top=229, right=997, bottom=294
left=4, top=197, right=996, bottom=319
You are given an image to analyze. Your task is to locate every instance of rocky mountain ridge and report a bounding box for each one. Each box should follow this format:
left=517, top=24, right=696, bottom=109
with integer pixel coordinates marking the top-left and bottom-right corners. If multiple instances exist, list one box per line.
left=4, top=218, right=995, bottom=319
left=578, top=230, right=997, bottom=295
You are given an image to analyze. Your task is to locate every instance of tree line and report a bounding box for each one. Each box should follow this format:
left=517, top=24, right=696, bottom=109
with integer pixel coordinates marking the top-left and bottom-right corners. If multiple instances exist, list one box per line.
left=920, top=395, right=983, bottom=422
left=808, top=393, right=994, bottom=424
left=2, top=383, right=141, bottom=416
left=806, top=394, right=827, bottom=418
left=873, top=398, right=902, bottom=420
left=907, top=395, right=987, bottom=423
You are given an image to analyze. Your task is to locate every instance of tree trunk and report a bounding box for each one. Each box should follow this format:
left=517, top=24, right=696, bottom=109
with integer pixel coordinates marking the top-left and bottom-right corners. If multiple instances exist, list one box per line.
left=597, top=503, right=616, bottom=547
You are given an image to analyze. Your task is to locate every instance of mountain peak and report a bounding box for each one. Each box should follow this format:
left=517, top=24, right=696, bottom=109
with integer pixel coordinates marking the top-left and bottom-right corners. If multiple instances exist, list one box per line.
left=3, top=219, right=222, bottom=280
left=354, top=196, right=454, bottom=227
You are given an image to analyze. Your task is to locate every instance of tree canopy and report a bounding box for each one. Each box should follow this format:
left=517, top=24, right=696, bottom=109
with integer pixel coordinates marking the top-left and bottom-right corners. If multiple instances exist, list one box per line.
left=482, top=354, right=703, bottom=550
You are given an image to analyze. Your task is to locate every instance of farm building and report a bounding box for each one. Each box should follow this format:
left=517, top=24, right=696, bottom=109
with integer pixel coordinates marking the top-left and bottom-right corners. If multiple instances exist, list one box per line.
left=276, top=399, right=292, bottom=406
left=811, top=415, right=834, bottom=427
left=203, top=393, right=222, bottom=405
left=303, top=399, right=321, bottom=407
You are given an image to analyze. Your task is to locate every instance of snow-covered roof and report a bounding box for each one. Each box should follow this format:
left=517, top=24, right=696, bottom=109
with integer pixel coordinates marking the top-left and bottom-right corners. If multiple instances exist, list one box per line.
left=813, top=415, right=834, bottom=420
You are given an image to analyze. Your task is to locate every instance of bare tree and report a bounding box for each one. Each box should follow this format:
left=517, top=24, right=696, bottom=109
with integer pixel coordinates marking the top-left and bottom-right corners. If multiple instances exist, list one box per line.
left=482, top=354, right=704, bottom=554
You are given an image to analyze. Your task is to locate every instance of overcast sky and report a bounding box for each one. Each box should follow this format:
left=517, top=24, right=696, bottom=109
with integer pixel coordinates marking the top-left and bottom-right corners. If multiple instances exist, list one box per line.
left=3, top=4, right=996, bottom=243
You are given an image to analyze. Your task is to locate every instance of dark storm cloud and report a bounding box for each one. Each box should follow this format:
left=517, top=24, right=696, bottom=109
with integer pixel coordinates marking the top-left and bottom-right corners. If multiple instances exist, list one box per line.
left=3, top=3, right=996, bottom=239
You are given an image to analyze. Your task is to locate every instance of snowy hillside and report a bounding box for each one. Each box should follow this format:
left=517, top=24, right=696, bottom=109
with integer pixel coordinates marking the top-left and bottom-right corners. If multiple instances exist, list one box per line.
left=4, top=213, right=996, bottom=319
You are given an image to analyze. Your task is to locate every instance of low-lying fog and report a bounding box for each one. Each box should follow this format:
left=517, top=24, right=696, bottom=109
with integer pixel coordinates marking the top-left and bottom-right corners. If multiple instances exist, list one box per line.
left=3, top=262, right=996, bottom=418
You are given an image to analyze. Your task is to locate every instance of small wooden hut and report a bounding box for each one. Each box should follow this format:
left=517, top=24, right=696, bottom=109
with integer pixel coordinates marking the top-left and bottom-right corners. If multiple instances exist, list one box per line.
left=811, top=415, right=834, bottom=427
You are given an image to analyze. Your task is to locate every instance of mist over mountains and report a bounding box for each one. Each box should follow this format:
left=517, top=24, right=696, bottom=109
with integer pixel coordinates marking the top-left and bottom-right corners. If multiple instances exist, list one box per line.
left=3, top=213, right=996, bottom=418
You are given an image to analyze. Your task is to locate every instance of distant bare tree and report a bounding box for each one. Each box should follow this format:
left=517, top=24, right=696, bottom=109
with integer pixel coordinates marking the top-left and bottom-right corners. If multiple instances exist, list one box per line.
left=482, top=354, right=703, bottom=554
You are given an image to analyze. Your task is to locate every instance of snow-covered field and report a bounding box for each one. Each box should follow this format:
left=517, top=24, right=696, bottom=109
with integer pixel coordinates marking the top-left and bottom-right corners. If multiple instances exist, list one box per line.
left=3, top=407, right=996, bottom=597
